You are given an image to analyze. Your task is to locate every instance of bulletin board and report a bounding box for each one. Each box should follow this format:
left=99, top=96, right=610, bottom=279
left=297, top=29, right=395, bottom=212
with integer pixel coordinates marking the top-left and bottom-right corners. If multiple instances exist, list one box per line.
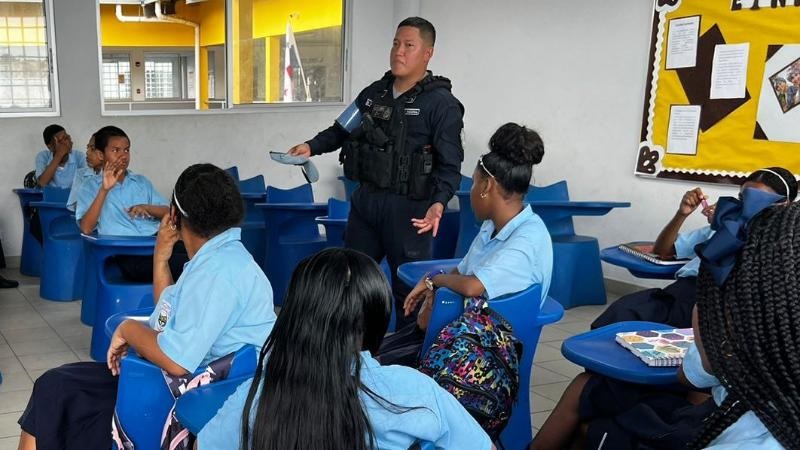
left=636, top=0, right=800, bottom=184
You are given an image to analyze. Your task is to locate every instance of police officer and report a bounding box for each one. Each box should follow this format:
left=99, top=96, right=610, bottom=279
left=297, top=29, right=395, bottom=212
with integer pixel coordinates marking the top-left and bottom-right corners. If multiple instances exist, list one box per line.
left=288, top=17, right=464, bottom=328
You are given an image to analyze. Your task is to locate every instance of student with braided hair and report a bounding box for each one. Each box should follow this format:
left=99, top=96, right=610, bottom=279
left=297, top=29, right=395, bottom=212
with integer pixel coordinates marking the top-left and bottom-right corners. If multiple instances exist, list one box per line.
left=682, top=201, right=800, bottom=449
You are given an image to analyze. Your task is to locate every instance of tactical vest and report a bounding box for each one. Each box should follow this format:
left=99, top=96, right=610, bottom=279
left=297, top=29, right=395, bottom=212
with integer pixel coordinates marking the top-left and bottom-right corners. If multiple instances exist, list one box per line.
left=339, top=77, right=439, bottom=200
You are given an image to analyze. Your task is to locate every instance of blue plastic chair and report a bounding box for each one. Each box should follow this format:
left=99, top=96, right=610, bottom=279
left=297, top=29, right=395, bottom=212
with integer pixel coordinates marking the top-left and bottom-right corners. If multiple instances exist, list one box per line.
left=396, top=259, right=460, bottom=287
left=316, top=198, right=351, bottom=248
left=104, top=306, right=154, bottom=338
left=561, top=321, right=679, bottom=385
left=114, top=344, right=258, bottom=450
left=224, top=166, right=240, bottom=181
left=257, top=184, right=327, bottom=305
left=421, top=285, right=564, bottom=449
left=30, top=187, right=84, bottom=301
left=13, top=188, right=44, bottom=276
left=238, top=175, right=268, bottom=268
left=82, top=234, right=156, bottom=361
left=338, top=175, right=359, bottom=199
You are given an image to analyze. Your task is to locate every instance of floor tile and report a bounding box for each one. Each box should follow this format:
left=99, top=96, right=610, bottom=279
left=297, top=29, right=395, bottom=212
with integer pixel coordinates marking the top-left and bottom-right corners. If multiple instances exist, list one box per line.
left=537, top=359, right=585, bottom=379
left=0, top=345, right=12, bottom=360
left=0, top=389, right=32, bottom=415
left=0, top=435, right=20, bottom=450
left=0, top=357, right=25, bottom=375
left=530, top=392, right=557, bottom=413
left=9, top=337, right=70, bottom=357
left=533, top=380, right=572, bottom=402
left=530, top=365, right=570, bottom=386
left=539, top=326, right=573, bottom=343
left=61, top=332, right=92, bottom=351
left=533, top=344, right=563, bottom=363
left=532, top=411, right=552, bottom=430
left=0, top=371, right=32, bottom=394
left=18, top=351, right=79, bottom=372
left=552, top=320, right=591, bottom=335
left=0, top=326, right=59, bottom=344
left=0, top=412, right=21, bottom=439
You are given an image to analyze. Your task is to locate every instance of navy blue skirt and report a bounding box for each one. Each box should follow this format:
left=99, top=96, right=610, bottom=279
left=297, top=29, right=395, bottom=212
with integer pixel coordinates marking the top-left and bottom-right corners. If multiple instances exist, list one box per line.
left=18, top=362, right=118, bottom=450
left=591, top=277, right=697, bottom=330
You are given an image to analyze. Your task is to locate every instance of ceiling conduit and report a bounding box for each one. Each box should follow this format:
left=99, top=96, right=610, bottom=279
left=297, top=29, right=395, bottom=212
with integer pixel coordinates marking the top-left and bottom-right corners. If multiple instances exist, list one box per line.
left=115, top=2, right=201, bottom=110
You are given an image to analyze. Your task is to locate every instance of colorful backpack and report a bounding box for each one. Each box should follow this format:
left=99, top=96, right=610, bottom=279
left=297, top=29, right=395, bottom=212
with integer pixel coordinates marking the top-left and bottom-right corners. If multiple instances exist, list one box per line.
left=418, top=297, right=522, bottom=444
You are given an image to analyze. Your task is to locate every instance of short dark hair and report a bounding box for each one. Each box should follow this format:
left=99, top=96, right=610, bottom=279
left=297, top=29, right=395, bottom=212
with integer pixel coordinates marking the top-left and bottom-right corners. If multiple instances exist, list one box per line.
left=42, top=124, right=65, bottom=146
left=397, top=16, right=436, bottom=46
left=94, top=126, right=129, bottom=153
left=172, top=163, right=244, bottom=238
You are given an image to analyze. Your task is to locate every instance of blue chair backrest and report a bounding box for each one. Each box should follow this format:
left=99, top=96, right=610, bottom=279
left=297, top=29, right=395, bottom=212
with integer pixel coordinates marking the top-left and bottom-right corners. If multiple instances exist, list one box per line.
left=225, top=166, right=240, bottom=182
left=266, top=183, right=314, bottom=203
left=43, top=186, right=70, bottom=202
left=338, top=175, right=359, bottom=199
left=421, top=284, right=552, bottom=448
left=239, top=174, right=266, bottom=194
left=525, top=180, right=575, bottom=236
left=459, top=175, right=473, bottom=192
left=328, top=198, right=350, bottom=219
left=115, top=344, right=258, bottom=450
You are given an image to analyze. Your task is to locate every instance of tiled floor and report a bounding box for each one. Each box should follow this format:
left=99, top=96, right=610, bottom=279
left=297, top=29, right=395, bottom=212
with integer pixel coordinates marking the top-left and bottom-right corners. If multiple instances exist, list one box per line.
left=0, top=267, right=622, bottom=449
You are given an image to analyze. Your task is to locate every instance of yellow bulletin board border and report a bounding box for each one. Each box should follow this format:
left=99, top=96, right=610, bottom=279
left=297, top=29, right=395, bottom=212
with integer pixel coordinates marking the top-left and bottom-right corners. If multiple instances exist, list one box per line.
left=635, top=0, right=800, bottom=185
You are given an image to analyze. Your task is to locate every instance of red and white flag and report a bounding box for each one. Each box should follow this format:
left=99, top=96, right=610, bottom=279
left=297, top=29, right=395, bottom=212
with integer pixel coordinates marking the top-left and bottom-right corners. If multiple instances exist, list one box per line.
left=283, top=21, right=296, bottom=102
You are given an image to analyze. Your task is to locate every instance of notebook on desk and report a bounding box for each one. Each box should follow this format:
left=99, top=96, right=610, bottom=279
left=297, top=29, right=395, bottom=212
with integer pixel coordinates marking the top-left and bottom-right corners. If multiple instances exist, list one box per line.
left=618, top=241, right=690, bottom=266
left=615, top=328, right=694, bottom=367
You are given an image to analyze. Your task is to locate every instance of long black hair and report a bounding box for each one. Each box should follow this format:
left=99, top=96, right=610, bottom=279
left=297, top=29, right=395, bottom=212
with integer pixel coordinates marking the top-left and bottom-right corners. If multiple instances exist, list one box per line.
left=690, top=202, right=800, bottom=448
left=479, top=122, right=544, bottom=196
left=172, top=163, right=243, bottom=238
left=242, top=248, right=393, bottom=450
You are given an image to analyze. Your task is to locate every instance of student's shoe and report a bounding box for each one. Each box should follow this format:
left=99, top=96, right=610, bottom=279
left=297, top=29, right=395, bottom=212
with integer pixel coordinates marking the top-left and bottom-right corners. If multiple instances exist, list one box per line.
left=0, top=275, right=19, bottom=289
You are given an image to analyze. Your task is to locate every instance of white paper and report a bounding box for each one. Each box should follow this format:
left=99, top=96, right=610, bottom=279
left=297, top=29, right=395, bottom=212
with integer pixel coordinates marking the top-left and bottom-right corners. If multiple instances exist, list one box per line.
left=710, top=43, right=750, bottom=99
left=667, top=105, right=701, bottom=155
left=666, top=16, right=700, bottom=70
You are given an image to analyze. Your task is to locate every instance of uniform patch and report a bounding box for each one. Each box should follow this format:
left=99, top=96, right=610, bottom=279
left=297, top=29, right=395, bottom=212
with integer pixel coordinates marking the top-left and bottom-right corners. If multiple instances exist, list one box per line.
left=156, top=301, right=172, bottom=332
left=365, top=98, right=373, bottom=108
left=404, top=108, right=420, bottom=116
left=372, top=104, right=392, bottom=121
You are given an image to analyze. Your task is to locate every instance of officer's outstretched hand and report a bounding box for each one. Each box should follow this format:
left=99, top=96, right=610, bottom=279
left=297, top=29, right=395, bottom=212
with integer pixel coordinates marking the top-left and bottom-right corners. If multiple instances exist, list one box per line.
left=412, top=202, right=444, bottom=236
left=288, top=143, right=311, bottom=158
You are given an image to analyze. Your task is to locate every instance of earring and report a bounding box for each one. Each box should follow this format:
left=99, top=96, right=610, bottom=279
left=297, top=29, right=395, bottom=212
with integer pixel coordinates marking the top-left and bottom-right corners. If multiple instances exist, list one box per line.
left=169, top=223, right=177, bottom=231
left=480, top=192, right=488, bottom=199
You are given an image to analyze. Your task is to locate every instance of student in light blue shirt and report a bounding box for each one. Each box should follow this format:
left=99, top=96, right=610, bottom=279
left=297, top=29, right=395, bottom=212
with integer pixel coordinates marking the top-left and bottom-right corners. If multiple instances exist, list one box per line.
left=678, top=202, right=800, bottom=449
left=35, top=124, right=87, bottom=188
left=592, top=167, right=798, bottom=329
left=74, top=126, right=169, bottom=236
left=217, top=248, right=491, bottom=450
left=381, top=123, right=552, bottom=367
left=66, top=133, right=104, bottom=211
left=18, top=164, right=276, bottom=450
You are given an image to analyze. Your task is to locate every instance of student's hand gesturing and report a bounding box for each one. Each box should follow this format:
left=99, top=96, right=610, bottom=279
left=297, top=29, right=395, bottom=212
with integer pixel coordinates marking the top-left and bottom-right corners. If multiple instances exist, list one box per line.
left=678, top=187, right=706, bottom=217
left=102, top=159, right=125, bottom=191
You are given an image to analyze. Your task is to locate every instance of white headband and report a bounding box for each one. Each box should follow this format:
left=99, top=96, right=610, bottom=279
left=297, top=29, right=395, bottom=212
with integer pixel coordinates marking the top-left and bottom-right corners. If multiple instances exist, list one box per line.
left=755, top=168, right=791, bottom=199
left=173, top=191, right=189, bottom=217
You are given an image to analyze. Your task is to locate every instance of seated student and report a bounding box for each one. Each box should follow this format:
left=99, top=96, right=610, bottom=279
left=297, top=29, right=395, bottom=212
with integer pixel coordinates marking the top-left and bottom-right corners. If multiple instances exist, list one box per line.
left=592, top=167, right=797, bottom=329
left=66, top=132, right=103, bottom=211
left=531, top=177, right=796, bottom=450
left=35, top=124, right=86, bottom=188
left=17, top=164, right=277, bottom=450
left=218, top=248, right=494, bottom=450
left=680, top=202, right=800, bottom=448
left=75, top=125, right=185, bottom=280
left=380, top=122, right=552, bottom=366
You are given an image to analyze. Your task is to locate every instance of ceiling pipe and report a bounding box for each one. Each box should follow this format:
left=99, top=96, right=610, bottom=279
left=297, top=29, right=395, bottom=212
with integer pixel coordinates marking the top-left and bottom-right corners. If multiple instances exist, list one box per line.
left=114, top=3, right=201, bottom=110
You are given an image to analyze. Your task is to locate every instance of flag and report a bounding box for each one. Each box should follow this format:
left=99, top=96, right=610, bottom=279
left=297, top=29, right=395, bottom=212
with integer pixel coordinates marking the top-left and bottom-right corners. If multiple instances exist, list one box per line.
left=283, top=21, right=295, bottom=102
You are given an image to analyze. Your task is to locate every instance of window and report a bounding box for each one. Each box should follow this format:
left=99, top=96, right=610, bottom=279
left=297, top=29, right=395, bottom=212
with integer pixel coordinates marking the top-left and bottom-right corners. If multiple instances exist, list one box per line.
left=0, top=0, right=58, bottom=115
left=102, top=54, right=131, bottom=100
left=97, top=0, right=346, bottom=113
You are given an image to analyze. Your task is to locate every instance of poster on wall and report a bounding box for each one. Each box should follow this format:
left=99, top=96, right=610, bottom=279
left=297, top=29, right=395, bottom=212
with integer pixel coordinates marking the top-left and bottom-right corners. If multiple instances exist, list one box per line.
left=636, top=0, right=800, bottom=184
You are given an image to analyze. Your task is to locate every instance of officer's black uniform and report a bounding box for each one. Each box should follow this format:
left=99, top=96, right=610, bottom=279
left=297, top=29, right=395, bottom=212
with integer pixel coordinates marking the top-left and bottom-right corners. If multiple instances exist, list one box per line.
left=307, top=70, right=464, bottom=328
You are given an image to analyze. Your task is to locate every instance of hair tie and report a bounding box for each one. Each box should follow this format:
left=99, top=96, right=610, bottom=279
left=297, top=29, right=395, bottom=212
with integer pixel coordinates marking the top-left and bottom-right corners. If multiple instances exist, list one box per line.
left=173, top=190, right=189, bottom=218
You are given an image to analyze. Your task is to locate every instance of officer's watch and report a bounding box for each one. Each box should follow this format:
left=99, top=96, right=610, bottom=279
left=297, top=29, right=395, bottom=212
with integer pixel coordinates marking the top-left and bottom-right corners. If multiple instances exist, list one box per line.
left=424, top=270, right=446, bottom=291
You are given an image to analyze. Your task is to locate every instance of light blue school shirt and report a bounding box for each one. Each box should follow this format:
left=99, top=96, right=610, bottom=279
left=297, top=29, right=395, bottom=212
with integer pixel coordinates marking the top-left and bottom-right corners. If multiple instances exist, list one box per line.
left=682, top=343, right=783, bottom=449
left=66, top=167, right=99, bottom=212
left=34, top=149, right=87, bottom=188
left=74, top=170, right=167, bottom=236
left=147, top=227, right=276, bottom=448
left=673, top=225, right=715, bottom=279
left=457, top=205, right=553, bottom=305
left=205, top=351, right=492, bottom=450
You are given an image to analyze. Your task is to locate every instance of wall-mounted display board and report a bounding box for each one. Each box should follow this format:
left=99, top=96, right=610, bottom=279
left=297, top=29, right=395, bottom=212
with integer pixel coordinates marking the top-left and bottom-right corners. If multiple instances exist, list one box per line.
left=636, top=0, right=800, bottom=184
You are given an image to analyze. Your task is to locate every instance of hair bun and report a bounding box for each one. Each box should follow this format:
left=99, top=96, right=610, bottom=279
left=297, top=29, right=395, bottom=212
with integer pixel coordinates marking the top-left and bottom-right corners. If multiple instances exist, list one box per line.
left=488, top=122, right=544, bottom=166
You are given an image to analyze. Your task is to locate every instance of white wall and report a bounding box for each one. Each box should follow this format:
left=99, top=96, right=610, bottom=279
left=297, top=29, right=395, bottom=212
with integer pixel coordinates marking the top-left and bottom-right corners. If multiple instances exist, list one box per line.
left=421, top=0, right=740, bottom=286
left=1, top=0, right=741, bottom=288
left=0, top=0, right=394, bottom=258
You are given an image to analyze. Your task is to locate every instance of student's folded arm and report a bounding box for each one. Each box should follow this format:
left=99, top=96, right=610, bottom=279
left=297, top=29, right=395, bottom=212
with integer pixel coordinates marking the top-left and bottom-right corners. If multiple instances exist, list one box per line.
left=432, top=273, right=485, bottom=298
left=79, top=188, right=109, bottom=235
left=119, top=320, right=188, bottom=376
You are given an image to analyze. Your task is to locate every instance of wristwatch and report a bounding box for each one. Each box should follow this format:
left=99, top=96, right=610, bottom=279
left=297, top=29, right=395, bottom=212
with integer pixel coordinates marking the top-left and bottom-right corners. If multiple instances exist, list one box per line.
left=424, top=269, right=446, bottom=291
